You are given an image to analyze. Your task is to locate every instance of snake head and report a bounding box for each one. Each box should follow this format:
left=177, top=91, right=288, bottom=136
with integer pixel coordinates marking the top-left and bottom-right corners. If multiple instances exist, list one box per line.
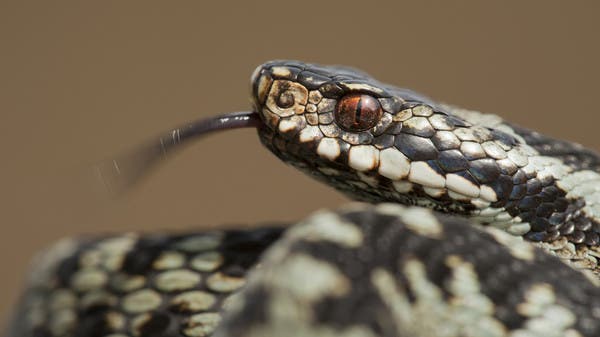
left=251, top=60, right=478, bottom=208
left=100, top=60, right=521, bottom=221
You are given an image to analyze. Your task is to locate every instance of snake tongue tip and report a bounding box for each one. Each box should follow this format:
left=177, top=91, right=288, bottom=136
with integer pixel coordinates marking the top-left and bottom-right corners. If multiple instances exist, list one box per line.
left=91, top=110, right=263, bottom=196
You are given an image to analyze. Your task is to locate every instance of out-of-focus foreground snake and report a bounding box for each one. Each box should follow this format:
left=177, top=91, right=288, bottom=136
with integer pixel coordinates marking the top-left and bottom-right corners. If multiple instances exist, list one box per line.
left=5, top=61, right=600, bottom=337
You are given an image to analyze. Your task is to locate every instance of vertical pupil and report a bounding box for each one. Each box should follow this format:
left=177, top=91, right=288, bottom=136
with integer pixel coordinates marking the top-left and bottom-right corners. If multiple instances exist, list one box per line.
left=354, top=98, right=363, bottom=126
left=335, top=93, right=382, bottom=132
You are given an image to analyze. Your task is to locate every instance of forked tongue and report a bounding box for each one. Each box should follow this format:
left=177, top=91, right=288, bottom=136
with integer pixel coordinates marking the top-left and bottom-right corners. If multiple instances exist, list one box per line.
left=94, top=111, right=261, bottom=195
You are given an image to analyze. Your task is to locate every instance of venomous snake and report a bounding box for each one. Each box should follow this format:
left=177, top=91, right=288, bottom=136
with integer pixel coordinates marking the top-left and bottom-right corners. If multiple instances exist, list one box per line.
left=5, top=60, right=600, bottom=337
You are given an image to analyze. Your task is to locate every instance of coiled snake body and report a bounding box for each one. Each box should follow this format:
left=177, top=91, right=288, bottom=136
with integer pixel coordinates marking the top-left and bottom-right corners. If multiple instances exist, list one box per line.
left=6, top=61, right=600, bottom=337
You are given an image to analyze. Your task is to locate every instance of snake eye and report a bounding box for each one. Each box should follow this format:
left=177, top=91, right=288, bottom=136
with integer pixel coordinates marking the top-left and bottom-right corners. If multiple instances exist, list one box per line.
left=334, top=94, right=382, bottom=132
left=276, top=91, right=295, bottom=108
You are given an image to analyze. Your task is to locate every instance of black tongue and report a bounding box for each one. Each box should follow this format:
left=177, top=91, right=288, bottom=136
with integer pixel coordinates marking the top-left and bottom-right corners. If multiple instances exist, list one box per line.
left=94, top=111, right=261, bottom=195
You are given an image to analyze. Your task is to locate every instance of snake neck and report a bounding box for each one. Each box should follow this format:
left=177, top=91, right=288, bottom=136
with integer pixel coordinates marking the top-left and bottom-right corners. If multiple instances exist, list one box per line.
left=258, top=103, right=600, bottom=254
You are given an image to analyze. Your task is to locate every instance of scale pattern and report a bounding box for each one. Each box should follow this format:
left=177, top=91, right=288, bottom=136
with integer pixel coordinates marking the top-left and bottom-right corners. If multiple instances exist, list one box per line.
left=6, top=228, right=283, bottom=337
left=215, top=204, right=600, bottom=337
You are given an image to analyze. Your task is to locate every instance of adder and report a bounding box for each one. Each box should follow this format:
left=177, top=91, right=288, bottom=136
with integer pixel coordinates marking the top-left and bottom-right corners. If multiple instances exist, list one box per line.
left=6, top=60, right=600, bottom=337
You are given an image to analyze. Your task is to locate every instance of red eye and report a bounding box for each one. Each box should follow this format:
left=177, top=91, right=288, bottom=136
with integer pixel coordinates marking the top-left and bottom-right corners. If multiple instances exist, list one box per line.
left=334, top=94, right=382, bottom=132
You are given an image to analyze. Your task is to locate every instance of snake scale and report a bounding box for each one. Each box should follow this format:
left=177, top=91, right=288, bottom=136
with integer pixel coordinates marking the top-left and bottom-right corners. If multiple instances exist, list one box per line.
left=5, top=60, right=600, bottom=337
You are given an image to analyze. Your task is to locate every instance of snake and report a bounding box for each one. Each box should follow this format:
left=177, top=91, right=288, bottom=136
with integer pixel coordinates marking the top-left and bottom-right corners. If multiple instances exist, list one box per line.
left=5, top=60, right=600, bottom=337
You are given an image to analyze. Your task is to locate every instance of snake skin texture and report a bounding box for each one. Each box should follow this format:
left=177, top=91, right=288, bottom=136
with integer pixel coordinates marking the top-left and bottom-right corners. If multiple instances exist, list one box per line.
left=6, top=227, right=284, bottom=337
left=6, top=61, right=600, bottom=337
left=216, top=204, right=600, bottom=337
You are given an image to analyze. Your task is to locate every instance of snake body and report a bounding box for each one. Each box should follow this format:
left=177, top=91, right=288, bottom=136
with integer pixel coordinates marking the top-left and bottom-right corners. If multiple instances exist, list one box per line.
left=6, top=61, right=600, bottom=337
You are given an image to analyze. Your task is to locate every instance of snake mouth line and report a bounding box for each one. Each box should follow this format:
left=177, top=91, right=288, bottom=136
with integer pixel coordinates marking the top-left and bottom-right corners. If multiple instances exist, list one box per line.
left=94, top=111, right=262, bottom=195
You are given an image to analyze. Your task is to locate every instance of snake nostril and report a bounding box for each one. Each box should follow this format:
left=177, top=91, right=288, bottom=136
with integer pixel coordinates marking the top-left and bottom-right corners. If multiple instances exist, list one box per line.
left=335, top=93, right=382, bottom=132
left=276, top=91, right=295, bottom=108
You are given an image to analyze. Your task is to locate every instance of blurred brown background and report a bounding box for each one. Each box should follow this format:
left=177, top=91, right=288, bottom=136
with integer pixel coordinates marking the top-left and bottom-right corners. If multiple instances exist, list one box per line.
left=1, top=0, right=599, bottom=325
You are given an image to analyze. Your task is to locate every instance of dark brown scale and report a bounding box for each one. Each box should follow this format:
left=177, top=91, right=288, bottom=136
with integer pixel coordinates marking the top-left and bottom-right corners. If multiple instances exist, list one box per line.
left=467, top=158, right=500, bottom=184
left=503, top=201, right=520, bottom=216
left=489, top=175, right=513, bottom=203
left=384, top=122, right=403, bottom=135
left=518, top=196, right=542, bottom=211
left=272, top=135, right=287, bottom=153
left=535, top=203, right=555, bottom=218
left=549, top=212, right=567, bottom=226
left=426, top=160, right=447, bottom=176
left=509, top=184, right=528, bottom=201
left=530, top=217, right=551, bottom=232
left=575, top=218, right=592, bottom=232
left=546, top=230, right=561, bottom=241
left=297, top=71, right=330, bottom=89
left=334, top=94, right=382, bottom=132
left=585, top=232, right=600, bottom=246
left=319, top=82, right=344, bottom=98
left=395, top=133, right=439, bottom=161
left=56, top=253, right=84, bottom=287
left=518, top=211, right=535, bottom=223
left=546, top=222, right=561, bottom=233
left=336, top=141, right=352, bottom=164
left=122, top=239, right=171, bottom=275
left=554, top=198, right=570, bottom=213
left=512, top=170, right=528, bottom=184
left=560, top=221, right=576, bottom=235
left=524, top=231, right=547, bottom=242
left=491, top=129, right=519, bottom=147
left=437, top=150, right=469, bottom=172
left=526, top=179, right=543, bottom=195
left=372, top=134, right=395, bottom=149
left=569, top=230, right=586, bottom=244
left=71, top=305, right=114, bottom=337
